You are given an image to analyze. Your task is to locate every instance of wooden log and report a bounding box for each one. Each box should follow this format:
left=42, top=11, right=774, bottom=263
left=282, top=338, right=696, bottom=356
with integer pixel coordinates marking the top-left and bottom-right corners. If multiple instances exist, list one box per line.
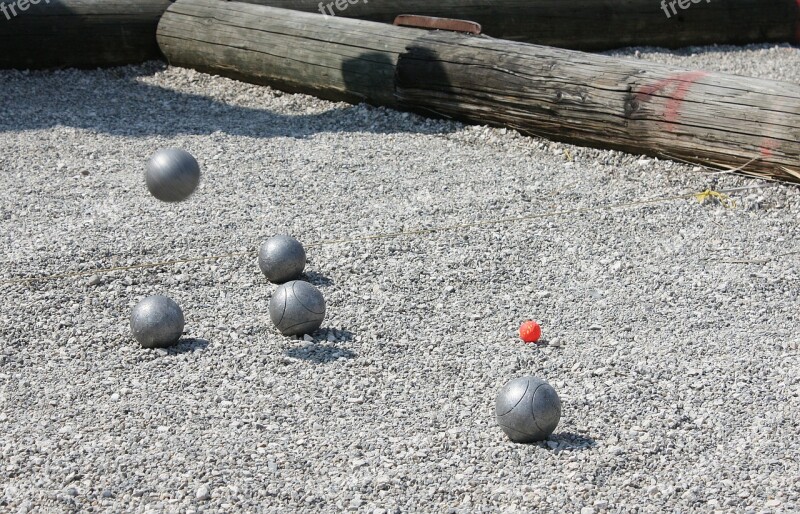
left=395, top=33, right=800, bottom=182
left=236, top=0, right=800, bottom=50
left=0, top=0, right=174, bottom=69
left=158, top=1, right=800, bottom=183
left=157, top=0, right=429, bottom=106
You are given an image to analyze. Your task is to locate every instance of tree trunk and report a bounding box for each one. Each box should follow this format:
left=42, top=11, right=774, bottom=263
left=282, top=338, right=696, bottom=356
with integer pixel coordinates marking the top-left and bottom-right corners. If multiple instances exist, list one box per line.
left=158, top=0, right=429, bottom=106
left=158, top=0, right=800, bottom=183
left=0, top=0, right=174, bottom=69
left=236, top=0, right=800, bottom=51
left=395, top=32, right=800, bottom=182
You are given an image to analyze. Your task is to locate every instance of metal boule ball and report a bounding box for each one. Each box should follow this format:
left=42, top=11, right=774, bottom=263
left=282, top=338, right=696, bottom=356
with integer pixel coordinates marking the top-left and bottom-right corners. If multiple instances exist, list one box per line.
left=130, top=295, right=185, bottom=348
left=496, top=376, right=561, bottom=443
left=269, top=280, right=325, bottom=336
left=145, top=148, right=201, bottom=202
left=258, top=235, right=306, bottom=283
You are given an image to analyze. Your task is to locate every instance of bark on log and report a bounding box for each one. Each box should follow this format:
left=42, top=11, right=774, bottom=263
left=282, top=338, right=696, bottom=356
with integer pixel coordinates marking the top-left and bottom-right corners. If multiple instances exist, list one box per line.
left=158, top=0, right=800, bottom=183
left=237, top=0, right=800, bottom=51
left=158, top=0, right=429, bottom=106
left=2, top=0, right=797, bottom=71
left=0, top=0, right=173, bottom=69
left=395, top=32, right=800, bottom=182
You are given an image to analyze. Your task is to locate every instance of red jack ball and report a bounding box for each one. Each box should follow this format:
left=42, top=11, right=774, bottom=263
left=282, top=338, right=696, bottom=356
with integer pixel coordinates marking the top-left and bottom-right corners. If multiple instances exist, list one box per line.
left=519, top=320, right=542, bottom=343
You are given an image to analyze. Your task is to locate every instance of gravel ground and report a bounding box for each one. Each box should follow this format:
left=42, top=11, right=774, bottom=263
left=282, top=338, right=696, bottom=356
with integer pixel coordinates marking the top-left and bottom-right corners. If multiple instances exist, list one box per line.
left=1, top=43, right=798, bottom=513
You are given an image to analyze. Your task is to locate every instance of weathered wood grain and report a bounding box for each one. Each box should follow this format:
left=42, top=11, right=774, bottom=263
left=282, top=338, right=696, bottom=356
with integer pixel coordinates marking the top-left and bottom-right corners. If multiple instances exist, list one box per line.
left=158, top=0, right=429, bottom=105
left=158, top=0, right=800, bottom=182
left=395, top=33, right=800, bottom=182
left=2, top=0, right=797, bottom=71
left=237, top=0, right=800, bottom=50
left=0, top=0, right=174, bottom=69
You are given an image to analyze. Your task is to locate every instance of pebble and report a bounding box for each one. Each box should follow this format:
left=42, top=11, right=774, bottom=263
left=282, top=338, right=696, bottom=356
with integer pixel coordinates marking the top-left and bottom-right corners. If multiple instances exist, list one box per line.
left=195, top=486, right=210, bottom=501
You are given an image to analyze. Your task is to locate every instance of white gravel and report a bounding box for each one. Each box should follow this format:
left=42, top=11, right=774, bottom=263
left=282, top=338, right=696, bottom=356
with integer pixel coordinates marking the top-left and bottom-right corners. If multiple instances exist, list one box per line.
left=1, top=43, right=798, bottom=513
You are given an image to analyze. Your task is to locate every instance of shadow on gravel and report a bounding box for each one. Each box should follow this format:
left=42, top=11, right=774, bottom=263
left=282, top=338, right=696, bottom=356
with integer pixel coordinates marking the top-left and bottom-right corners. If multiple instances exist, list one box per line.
left=166, top=338, right=209, bottom=355
left=604, top=42, right=797, bottom=58
left=286, top=330, right=357, bottom=363
left=302, top=271, right=334, bottom=287
left=286, top=343, right=357, bottom=364
left=545, top=432, right=597, bottom=451
left=0, top=62, right=457, bottom=139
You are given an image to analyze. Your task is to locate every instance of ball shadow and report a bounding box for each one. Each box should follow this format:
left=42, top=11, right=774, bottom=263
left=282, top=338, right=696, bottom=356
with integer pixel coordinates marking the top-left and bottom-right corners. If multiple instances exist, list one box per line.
left=543, top=432, right=597, bottom=451
left=285, top=343, right=356, bottom=364
left=165, top=338, right=210, bottom=355
left=285, top=328, right=356, bottom=363
left=302, top=271, right=334, bottom=287
left=322, top=328, right=355, bottom=343
left=1, top=61, right=458, bottom=139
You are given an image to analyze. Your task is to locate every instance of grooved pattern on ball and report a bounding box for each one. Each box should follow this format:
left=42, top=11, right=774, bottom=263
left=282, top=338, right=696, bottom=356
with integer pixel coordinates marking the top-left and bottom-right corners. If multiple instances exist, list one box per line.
left=292, top=280, right=325, bottom=314
left=280, top=319, right=323, bottom=335
left=495, top=376, right=561, bottom=443
left=532, top=383, right=562, bottom=434
left=495, top=379, right=529, bottom=417
left=269, top=286, right=288, bottom=327
left=268, top=280, right=325, bottom=336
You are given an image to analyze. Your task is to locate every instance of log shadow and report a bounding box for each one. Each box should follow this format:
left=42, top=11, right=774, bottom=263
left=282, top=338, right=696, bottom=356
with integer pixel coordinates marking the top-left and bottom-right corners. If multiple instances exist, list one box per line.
left=0, top=59, right=457, bottom=139
left=0, top=0, right=170, bottom=70
left=301, top=270, right=334, bottom=288
left=393, top=43, right=458, bottom=122
left=341, top=51, right=397, bottom=107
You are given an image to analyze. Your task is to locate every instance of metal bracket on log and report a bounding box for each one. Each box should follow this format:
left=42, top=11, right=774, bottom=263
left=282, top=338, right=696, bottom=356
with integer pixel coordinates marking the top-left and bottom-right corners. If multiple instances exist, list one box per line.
left=393, top=15, right=481, bottom=35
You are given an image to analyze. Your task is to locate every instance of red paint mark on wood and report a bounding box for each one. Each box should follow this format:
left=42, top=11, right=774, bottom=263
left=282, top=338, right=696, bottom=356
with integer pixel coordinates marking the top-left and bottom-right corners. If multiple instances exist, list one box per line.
left=759, top=137, right=779, bottom=159
left=635, top=71, right=709, bottom=131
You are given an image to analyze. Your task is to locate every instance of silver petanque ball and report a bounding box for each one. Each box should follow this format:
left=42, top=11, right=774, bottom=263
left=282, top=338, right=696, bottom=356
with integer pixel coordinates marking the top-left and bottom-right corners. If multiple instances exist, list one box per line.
left=145, top=148, right=201, bottom=202
left=130, top=295, right=185, bottom=348
left=269, top=280, right=325, bottom=336
left=258, top=235, right=306, bottom=283
left=496, top=376, right=561, bottom=443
